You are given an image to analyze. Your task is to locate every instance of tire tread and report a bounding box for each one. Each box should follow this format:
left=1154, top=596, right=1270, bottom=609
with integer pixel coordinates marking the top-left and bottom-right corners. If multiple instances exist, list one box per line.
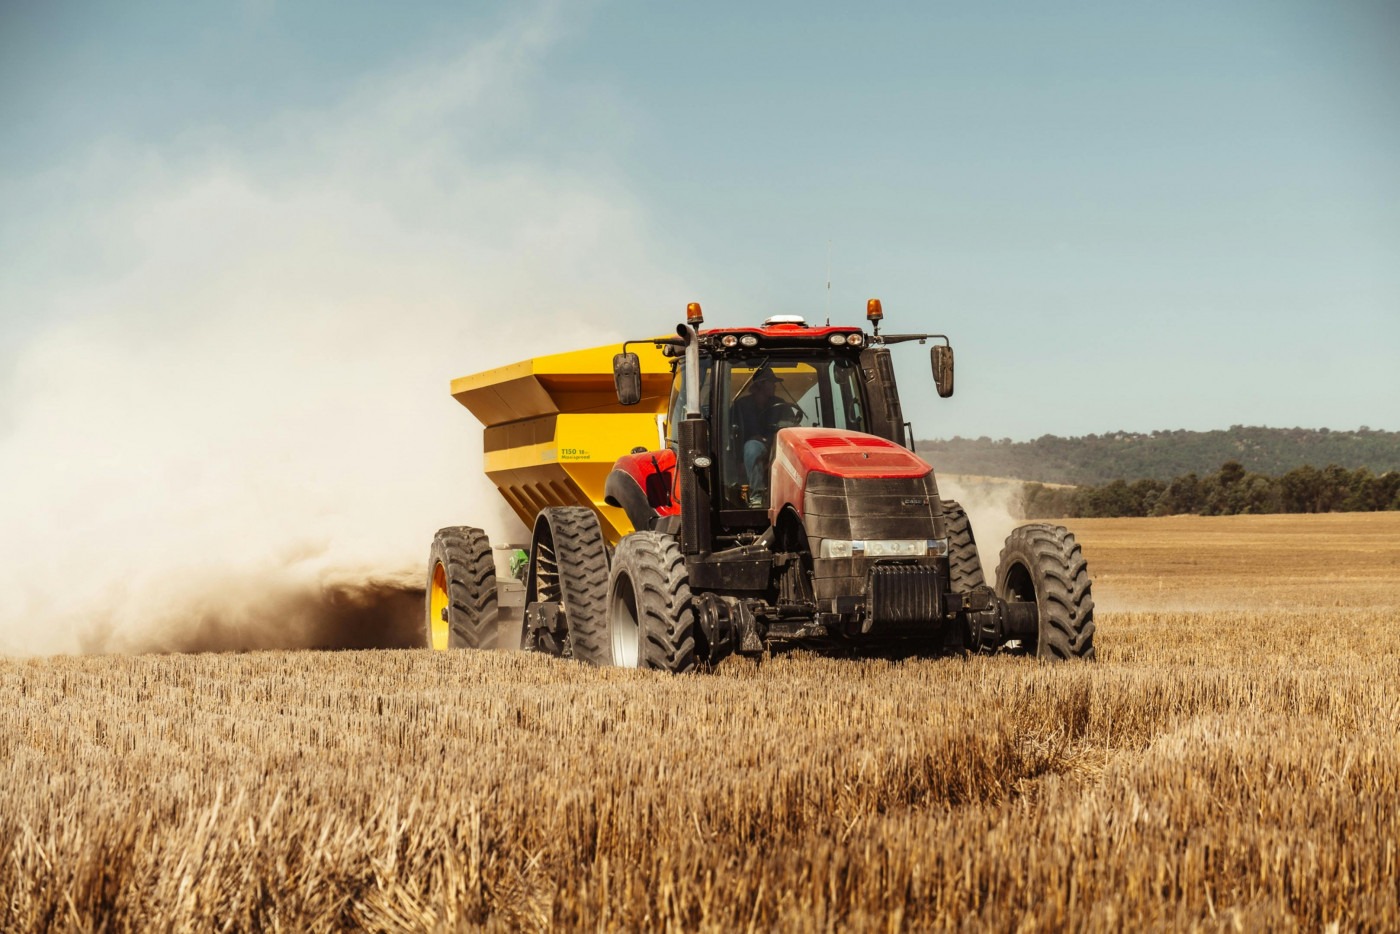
left=541, top=507, right=611, bottom=665
left=427, top=526, right=497, bottom=650
left=995, top=523, right=1095, bottom=661
left=941, top=499, right=985, bottom=590
left=611, top=532, right=698, bottom=673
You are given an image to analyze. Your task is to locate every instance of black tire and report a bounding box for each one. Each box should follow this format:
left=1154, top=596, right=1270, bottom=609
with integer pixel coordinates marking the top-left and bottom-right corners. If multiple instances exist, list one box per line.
left=427, top=526, right=497, bottom=650
left=527, top=507, right=611, bottom=664
left=606, top=532, right=698, bottom=672
left=941, top=499, right=985, bottom=590
left=995, top=523, right=1095, bottom=661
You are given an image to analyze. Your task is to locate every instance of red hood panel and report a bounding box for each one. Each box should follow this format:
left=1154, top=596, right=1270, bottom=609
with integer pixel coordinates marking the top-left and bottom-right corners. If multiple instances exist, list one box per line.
left=774, top=428, right=931, bottom=481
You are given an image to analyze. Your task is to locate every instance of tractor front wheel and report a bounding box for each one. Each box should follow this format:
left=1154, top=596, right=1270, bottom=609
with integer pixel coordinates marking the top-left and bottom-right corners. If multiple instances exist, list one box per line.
left=426, top=526, right=498, bottom=651
left=995, top=523, right=1095, bottom=660
left=606, top=532, right=698, bottom=672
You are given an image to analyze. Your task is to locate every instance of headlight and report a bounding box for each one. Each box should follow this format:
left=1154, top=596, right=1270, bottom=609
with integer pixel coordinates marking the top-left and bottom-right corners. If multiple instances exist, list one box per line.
left=846, top=333, right=864, bottom=346
left=819, top=539, right=949, bottom=559
left=739, top=334, right=758, bottom=347
left=721, top=334, right=738, bottom=347
left=828, top=333, right=846, bottom=346
left=821, top=539, right=855, bottom=558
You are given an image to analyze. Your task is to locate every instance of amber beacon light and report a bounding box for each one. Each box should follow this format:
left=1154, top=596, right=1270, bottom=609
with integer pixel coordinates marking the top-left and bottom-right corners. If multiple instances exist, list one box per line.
left=686, top=302, right=704, bottom=326
left=866, top=298, right=884, bottom=335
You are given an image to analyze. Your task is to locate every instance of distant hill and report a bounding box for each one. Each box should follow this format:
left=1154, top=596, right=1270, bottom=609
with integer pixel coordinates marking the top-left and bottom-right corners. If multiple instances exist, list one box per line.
left=915, top=426, right=1400, bottom=486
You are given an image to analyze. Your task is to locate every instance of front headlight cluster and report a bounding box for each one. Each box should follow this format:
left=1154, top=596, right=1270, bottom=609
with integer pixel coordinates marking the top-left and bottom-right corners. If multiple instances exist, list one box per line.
left=827, top=332, right=864, bottom=347
left=819, top=538, right=949, bottom=559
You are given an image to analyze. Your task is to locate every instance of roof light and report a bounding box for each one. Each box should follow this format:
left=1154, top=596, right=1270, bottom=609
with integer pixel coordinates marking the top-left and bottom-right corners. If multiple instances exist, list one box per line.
left=686, top=302, right=704, bottom=326
left=846, top=333, right=864, bottom=346
left=866, top=298, right=884, bottom=337
left=739, top=334, right=758, bottom=347
left=721, top=334, right=738, bottom=348
left=828, top=333, right=846, bottom=346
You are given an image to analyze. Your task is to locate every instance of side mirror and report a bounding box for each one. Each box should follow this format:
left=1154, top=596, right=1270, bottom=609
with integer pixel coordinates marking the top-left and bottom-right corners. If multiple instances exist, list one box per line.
left=931, top=345, right=954, bottom=398
left=613, top=352, right=642, bottom=405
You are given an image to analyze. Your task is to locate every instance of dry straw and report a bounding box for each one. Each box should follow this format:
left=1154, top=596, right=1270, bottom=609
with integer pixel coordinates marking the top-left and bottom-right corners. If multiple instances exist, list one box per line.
left=4, top=513, right=1398, bottom=931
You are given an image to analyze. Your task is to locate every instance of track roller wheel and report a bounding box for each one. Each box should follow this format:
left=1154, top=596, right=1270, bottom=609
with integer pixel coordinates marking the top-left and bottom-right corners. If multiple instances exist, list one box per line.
left=426, top=526, right=498, bottom=650
left=526, top=507, right=611, bottom=664
left=995, top=523, right=1095, bottom=660
left=606, top=532, right=698, bottom=672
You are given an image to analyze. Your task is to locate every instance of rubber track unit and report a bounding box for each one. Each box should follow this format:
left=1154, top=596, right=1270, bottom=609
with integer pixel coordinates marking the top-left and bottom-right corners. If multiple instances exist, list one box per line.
left=941, top=498, right=985, bottom=590
left=428, top=526, right=497, bottom=650
left=995, top=523, right=1095, bottom=660
left=611, top=532, right=698, bottom=673
left=534, top=507, right=611, bottom=665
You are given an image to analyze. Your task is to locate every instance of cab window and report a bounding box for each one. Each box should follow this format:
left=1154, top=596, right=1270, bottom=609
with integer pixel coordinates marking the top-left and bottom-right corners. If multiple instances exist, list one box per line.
left=716, top=355, right=867, bottom=507
left=665, top=358, right=713, bottom=447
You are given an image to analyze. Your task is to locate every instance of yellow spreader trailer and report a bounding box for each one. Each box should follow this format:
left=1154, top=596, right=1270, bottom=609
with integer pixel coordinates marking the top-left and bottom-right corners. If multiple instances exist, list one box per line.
left=449, top=341, right=672, bottom=543
left=428, top=340, right=673, bottom=653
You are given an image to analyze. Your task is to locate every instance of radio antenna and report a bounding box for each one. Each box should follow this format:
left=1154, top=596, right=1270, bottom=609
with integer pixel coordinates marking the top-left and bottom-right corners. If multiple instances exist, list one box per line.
left=825, top=239, right=832, bottom=325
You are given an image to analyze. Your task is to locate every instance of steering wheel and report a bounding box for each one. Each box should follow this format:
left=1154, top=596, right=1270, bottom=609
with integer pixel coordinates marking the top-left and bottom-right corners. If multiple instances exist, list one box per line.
left=768, top=401, right=806, bottom=429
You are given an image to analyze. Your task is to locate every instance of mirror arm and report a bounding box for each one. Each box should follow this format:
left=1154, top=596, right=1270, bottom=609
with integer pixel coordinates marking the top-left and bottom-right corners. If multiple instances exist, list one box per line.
left=622, top=337, right=685, bottom=354
left=877, top=333, right=949, bottom=346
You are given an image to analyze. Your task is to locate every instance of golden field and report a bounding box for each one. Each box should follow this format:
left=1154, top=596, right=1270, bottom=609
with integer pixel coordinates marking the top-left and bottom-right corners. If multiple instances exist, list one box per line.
left=3, top=513, right=1398, bottom=931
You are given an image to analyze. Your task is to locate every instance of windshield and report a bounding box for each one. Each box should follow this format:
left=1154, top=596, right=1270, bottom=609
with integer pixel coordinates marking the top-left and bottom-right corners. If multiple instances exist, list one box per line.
left=717, top=355, right=866, bottom=508
left=664, top=353, right=868, bottom=508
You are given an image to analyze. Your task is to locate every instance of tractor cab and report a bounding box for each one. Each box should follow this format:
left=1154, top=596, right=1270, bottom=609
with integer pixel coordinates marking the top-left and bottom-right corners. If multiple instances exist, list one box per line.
left=612, top=302, right=950, bottom=546
left=661, top=322, right=872, bottom=518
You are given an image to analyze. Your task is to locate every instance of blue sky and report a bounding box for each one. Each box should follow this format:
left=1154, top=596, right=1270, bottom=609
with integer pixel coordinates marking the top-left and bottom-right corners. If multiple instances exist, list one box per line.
left=2, top=0, right=1398, bottom=441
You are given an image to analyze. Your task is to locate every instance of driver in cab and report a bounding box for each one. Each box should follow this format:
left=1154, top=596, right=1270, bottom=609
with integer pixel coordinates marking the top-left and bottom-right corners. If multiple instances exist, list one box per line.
left=733, top=367, right=783, bottom=507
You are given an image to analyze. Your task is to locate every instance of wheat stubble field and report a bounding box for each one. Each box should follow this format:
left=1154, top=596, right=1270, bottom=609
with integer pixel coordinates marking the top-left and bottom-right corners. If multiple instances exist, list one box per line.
left=3, top=514, right=1398, bottom=932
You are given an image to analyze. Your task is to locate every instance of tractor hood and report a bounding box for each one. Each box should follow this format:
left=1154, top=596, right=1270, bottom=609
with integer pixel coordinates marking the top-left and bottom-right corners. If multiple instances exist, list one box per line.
left=768, top=427, right=943, bottom=542
left=772, top=428, right=931, bottom=482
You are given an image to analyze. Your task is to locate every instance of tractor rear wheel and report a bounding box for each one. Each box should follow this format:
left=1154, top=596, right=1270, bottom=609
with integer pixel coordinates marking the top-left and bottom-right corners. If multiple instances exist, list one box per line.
left=427, top=526, right=497, bottom=650
left=527, top=507, right=611, bottom=664
left=606, top=532, right=698, bottom=672
left=995, top=523, right=1095, bottom=660
left=941, top=499, right=985, bottom=590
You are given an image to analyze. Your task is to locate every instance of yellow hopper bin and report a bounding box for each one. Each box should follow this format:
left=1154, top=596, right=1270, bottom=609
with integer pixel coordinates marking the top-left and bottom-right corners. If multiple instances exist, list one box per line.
left=451, top=342, right=672, bottom=543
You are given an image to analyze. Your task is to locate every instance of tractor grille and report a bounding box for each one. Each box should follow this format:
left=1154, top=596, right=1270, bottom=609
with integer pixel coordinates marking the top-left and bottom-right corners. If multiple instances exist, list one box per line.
left=868, top=563, right=941, bottom=628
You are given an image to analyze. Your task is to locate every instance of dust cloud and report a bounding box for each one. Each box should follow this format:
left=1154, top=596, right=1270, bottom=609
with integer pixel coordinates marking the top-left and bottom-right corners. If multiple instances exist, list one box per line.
left=937, top=474, right=1030, bottom=576
left=0, top=14, right=679, bottom=656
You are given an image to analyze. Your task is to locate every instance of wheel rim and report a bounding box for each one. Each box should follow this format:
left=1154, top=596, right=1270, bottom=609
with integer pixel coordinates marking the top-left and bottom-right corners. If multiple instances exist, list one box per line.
left=609, top=573, right=640, bottom=668
left=1003, top=561, right=1035, bottom=603
left=429, top=561, right=450, bottom=651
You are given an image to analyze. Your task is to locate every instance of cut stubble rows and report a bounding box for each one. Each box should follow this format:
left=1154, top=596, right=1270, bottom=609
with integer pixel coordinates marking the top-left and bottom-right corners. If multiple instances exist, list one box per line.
left=4, top=513, right=1399, bottom=931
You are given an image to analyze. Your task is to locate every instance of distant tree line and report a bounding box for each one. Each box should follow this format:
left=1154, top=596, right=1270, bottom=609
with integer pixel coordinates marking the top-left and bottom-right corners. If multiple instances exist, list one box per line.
left=917, top=426, right=1400, bottom=487
left=1021, top=461, right=1400, bottom=519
